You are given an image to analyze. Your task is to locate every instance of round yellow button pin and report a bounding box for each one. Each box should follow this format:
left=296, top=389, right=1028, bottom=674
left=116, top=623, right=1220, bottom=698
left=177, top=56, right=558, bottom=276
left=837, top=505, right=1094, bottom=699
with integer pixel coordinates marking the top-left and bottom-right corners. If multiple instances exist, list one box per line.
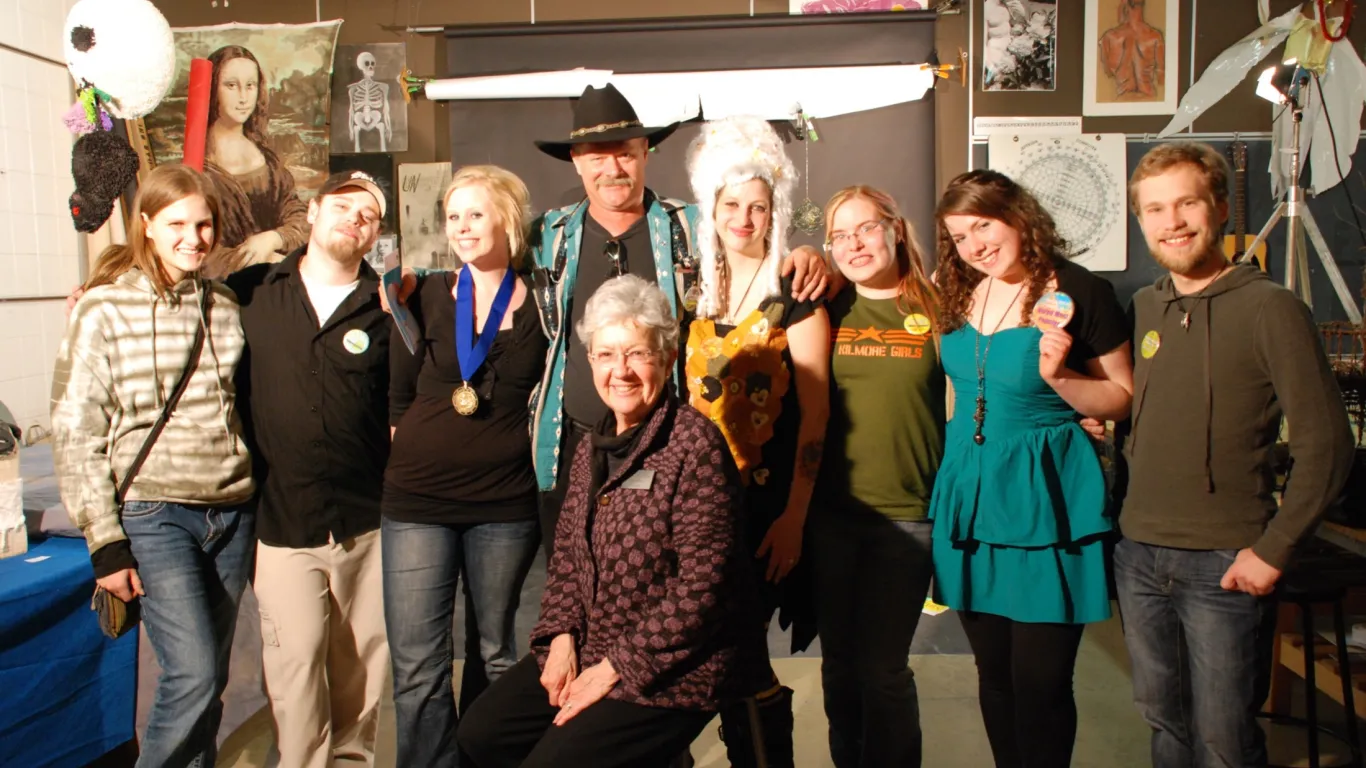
left=1140, top=330, right=1161, bottom=359
left=904, top=313, right=933, bottom=335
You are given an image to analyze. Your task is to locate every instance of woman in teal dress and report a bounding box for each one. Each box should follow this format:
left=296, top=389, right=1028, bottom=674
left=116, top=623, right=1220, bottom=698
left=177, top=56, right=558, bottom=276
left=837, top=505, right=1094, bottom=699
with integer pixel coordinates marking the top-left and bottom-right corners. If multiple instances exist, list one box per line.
left=929, top=170, right=1133, bottom=768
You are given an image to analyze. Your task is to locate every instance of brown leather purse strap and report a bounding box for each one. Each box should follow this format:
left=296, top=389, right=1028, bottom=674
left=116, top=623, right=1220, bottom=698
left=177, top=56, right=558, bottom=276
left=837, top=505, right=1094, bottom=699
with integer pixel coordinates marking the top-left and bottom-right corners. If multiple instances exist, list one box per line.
left=115, top=283, right=211, bottom=504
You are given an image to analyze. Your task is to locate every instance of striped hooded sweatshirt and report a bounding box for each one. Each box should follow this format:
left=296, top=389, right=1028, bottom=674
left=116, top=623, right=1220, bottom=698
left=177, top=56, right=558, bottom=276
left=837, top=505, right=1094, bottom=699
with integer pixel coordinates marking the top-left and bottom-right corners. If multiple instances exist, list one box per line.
left=51, top=269, right=255, bottom=575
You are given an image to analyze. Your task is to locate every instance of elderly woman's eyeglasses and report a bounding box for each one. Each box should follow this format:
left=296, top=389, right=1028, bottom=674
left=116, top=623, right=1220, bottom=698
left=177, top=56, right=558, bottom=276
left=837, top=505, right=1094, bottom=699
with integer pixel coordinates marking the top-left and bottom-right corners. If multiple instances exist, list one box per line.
left=605, top=240, right=626, bottom=276
left=589, top=347, right=658, bottom=369
left=825, top=220, right=887, bottom=251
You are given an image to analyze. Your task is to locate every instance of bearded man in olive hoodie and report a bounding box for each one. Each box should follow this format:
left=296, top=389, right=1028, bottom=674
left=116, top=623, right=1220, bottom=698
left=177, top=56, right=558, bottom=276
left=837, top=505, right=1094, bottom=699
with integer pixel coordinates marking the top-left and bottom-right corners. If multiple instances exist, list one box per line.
left=1116, top=141, right=1353, bottom=767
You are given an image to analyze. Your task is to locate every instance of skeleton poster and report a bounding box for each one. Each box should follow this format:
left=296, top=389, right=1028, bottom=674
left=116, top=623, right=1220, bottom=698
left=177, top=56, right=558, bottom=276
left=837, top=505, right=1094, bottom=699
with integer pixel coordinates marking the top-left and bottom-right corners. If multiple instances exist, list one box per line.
left=1083, top=0, right=1179, bottom=115
left=982, top=0, right=1058, bottom=91
left=330, top=43, right=408, bottom=154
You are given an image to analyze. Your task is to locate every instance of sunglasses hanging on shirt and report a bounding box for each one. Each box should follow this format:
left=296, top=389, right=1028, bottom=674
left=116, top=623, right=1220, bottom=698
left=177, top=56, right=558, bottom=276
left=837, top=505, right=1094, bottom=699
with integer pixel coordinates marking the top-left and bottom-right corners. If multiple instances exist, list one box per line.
left=605, top=239, right=627, bottom=277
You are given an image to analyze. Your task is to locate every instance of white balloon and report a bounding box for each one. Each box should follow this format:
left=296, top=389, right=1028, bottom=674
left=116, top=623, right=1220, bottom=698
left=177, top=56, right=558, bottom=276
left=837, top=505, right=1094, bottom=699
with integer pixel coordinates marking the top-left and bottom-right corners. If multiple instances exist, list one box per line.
left=63, top=0, right=176, bottom=119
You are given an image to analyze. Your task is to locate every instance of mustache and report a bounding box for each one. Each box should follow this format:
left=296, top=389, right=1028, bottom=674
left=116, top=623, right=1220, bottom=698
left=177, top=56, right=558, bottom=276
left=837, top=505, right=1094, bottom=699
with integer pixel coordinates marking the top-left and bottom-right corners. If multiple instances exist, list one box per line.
left=596, top=176, right=633, bottom=189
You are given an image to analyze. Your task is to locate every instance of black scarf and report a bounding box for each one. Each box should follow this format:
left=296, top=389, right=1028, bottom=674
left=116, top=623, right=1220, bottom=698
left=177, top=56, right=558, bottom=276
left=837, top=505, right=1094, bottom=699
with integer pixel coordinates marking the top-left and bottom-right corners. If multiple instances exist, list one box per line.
left=588, top=407, right=649, bottom=502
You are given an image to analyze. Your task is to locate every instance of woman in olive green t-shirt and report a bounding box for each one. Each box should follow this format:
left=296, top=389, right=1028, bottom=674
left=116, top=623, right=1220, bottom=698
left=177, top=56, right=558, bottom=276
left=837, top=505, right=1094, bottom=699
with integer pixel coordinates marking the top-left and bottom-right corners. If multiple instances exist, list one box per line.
left=810, top=185, right=945, bottom=768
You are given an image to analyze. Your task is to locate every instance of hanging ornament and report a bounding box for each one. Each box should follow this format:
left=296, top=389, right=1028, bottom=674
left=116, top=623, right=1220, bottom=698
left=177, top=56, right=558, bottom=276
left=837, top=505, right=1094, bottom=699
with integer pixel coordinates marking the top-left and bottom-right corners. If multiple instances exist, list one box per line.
left=789, top=108, right=823, bottom=237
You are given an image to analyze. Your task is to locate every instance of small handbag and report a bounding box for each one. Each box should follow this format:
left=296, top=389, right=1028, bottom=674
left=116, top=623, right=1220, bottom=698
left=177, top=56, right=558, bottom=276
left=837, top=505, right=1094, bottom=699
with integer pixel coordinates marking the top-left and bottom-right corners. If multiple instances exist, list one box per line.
left=90, top=283, right=209, bottom=640
left=92, top=584, right=141, bottom=639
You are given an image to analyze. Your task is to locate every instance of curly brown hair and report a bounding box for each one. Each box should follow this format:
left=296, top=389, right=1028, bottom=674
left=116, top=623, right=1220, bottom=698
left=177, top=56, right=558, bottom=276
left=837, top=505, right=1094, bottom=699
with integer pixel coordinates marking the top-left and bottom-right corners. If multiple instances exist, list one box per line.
left=934, top=170, right=1067, bottom=333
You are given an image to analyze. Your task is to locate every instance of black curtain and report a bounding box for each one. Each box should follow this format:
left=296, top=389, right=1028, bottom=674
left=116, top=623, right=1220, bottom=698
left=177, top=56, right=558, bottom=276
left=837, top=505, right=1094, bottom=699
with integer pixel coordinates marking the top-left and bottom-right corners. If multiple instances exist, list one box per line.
left=443, top=12, right=939, bottom=256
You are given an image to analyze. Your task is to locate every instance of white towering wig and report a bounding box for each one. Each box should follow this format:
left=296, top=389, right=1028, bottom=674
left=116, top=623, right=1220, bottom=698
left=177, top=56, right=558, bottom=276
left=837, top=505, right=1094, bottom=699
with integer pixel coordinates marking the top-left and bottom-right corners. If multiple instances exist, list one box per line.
left=686, top=116, right=796, bottom=319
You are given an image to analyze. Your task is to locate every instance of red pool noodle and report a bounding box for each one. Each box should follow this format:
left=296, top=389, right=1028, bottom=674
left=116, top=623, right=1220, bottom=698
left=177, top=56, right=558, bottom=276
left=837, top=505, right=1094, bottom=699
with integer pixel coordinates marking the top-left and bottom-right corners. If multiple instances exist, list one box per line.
left=182, top=58, right=212, bottom=171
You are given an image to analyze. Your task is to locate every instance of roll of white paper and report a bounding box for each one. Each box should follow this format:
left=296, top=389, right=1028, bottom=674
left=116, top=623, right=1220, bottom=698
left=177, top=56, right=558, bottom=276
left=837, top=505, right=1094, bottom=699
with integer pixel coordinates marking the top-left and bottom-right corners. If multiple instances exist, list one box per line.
left=423, top=69, right=612, bottom=101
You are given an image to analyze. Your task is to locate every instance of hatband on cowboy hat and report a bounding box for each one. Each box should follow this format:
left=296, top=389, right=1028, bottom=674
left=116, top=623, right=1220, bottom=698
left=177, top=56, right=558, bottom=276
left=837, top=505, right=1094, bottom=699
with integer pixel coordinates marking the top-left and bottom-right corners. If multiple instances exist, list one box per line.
left=535, top=83, right=678, bottom=162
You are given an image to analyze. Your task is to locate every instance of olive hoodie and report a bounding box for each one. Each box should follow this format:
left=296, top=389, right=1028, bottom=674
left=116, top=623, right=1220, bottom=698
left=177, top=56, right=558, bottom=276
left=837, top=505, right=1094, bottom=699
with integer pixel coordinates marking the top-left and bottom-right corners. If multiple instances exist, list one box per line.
left=1120, top=264, right=1352, bottom=570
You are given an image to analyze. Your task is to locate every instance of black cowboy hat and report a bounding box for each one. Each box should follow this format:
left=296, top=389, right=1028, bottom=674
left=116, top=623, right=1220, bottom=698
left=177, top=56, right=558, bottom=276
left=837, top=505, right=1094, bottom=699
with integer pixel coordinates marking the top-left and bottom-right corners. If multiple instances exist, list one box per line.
left=534, top=83, right=679, bottom=162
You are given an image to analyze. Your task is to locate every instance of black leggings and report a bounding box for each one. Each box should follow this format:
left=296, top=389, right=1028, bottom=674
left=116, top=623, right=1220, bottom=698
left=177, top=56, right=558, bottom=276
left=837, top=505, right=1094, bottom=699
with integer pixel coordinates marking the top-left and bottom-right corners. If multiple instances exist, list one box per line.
left=958, top=611, right=1085, bottom=768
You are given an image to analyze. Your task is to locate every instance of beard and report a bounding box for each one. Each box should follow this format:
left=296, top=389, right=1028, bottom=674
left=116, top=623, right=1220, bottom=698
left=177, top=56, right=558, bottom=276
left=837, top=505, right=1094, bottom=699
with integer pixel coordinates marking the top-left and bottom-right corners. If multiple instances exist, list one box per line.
left=1148, top=227, right=1222, bottom=276
left=319, top=227, right=370, bottom=264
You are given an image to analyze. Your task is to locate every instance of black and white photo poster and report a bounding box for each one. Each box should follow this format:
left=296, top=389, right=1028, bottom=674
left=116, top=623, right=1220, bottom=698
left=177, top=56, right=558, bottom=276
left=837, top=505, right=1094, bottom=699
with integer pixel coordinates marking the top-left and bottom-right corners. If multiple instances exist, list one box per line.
left=983, top=0, right=1058, bottom=92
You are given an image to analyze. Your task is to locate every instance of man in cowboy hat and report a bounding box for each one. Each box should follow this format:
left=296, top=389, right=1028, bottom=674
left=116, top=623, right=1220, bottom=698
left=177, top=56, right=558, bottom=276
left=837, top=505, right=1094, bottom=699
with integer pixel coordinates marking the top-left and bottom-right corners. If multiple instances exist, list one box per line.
left=528, top=84, right=832, bottom=556
left=392, top=83, right=833, bottom=558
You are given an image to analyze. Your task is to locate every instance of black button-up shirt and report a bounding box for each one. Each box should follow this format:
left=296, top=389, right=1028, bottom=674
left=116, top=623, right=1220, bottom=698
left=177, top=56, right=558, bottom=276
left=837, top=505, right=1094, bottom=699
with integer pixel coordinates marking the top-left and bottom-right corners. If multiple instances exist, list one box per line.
left=228, top=248, right=390, bottom=548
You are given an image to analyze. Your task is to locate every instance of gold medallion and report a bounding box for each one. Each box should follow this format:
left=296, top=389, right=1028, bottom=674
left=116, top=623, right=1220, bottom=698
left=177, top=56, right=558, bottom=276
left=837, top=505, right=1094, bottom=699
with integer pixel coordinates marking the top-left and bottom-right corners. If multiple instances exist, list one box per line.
left=452, top=382, right=479, bottom=415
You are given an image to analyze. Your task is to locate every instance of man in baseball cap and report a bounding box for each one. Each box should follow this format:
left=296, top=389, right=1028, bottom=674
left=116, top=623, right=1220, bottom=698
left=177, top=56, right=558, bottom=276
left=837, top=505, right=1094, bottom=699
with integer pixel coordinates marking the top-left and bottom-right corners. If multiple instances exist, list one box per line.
left=223, top=166, right=394, bottom=766
left=317, top=169, right=387, bottom=219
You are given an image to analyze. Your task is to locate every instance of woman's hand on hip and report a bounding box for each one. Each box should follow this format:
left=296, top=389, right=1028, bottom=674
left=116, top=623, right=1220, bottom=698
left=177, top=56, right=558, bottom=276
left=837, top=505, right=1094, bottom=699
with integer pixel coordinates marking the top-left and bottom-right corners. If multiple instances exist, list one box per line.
left=757, top=510, right=806, bottom=583
left=97, top=568, right=144, bottom=602
left=540, top=633, right=579, bottom=707
left=553, top=658, right=620, bottom=726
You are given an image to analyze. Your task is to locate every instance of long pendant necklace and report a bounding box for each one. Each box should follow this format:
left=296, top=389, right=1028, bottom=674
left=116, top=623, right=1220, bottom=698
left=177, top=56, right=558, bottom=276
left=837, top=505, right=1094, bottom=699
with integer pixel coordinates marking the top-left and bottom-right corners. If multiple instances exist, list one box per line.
left=972, top=278, right=1027, bottom=446
left=722, top=254, right=766, bottom=324
left=1173, top=264, right=1230, bottom=331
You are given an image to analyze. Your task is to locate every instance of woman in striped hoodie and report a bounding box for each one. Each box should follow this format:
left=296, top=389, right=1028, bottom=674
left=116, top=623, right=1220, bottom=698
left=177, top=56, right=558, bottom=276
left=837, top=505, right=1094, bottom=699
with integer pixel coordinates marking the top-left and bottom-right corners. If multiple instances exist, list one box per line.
left=52, top=164, right=256, bottom=767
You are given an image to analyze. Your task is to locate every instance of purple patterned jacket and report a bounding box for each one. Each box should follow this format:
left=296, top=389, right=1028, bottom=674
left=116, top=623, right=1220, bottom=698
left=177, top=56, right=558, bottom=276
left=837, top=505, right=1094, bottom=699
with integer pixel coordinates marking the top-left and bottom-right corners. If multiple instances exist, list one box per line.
left=531, top=395, right=771, bottom=711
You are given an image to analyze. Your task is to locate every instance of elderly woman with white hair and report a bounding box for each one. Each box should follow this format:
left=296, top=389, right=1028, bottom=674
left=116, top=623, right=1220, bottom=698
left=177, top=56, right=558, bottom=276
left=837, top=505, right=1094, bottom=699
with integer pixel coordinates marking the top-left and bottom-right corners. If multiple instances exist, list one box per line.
left=683, top=115, right=832, bottom=766
left=456, top=274, right=770, bottom=768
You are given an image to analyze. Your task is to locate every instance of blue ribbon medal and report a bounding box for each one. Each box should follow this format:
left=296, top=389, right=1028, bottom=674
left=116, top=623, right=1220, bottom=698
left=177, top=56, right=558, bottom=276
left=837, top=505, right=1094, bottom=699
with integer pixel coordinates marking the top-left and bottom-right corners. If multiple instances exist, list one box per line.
left=452, top=267, right=516, bottom=416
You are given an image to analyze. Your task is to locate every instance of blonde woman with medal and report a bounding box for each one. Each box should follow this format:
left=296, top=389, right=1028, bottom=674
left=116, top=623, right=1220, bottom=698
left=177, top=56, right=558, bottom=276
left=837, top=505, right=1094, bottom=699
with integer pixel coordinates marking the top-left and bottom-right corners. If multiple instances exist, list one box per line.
left=680, top=116, right=831, bottom=767
left=383, top=165, right=547, bottom=767
left=812, top=185, right=943, bottom=768
left=929, top=169, right=1133, bottom=768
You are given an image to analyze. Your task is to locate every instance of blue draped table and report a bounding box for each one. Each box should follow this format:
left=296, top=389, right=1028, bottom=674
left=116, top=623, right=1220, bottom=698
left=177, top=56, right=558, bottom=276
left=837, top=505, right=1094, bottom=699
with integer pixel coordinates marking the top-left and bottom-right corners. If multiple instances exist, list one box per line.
left=0, top=535, right=138, bottom=767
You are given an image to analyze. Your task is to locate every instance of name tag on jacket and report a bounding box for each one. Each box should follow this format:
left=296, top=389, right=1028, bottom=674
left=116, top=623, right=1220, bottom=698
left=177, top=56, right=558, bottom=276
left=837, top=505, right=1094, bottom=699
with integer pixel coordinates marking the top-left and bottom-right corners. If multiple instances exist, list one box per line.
left=621, top=469, right=655, bottom=490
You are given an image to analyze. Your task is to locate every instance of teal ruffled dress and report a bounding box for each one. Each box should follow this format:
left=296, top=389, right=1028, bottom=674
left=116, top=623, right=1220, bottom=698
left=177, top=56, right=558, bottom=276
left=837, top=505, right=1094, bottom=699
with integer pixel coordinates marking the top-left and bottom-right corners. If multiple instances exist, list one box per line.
left=928, top=325, right=1113, bottom=625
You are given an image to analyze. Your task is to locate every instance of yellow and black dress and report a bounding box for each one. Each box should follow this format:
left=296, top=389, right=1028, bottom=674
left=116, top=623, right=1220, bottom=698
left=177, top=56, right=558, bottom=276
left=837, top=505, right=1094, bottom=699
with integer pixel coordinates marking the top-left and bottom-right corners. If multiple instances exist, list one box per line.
left=682, top=276, right=819, bottom=650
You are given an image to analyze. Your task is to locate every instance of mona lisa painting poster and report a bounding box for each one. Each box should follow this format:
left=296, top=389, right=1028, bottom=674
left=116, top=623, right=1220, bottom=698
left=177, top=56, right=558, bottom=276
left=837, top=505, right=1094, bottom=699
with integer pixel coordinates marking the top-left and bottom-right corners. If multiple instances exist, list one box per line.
left=142, top=21, right=341, bottom=276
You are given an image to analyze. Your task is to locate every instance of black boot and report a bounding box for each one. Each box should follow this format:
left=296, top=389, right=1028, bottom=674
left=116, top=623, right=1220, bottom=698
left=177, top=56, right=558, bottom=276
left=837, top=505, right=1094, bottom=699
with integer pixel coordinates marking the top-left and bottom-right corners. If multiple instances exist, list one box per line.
left=718, top=685, right=795, bottom=768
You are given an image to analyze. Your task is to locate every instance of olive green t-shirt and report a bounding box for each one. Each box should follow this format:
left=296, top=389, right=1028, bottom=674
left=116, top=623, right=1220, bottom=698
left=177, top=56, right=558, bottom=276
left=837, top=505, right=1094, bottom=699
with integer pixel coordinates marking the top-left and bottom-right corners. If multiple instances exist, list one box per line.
left=819, top=289, right=945, bottom=521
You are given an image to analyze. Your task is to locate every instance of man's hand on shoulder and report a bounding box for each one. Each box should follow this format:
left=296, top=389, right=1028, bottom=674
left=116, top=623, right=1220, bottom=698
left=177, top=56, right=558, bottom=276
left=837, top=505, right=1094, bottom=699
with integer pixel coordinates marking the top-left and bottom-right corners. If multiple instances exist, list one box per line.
left=1220, top=548, right=1282, bottom=597
left=378, top=268, right=418, bottom=315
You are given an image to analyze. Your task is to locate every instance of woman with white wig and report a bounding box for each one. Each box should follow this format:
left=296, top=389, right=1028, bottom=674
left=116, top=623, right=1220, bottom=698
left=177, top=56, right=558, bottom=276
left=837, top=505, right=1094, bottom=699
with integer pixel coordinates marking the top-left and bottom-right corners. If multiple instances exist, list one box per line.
left=456, top=275, right=770, bottom=768
left=682, top=115, right=831, bottom=766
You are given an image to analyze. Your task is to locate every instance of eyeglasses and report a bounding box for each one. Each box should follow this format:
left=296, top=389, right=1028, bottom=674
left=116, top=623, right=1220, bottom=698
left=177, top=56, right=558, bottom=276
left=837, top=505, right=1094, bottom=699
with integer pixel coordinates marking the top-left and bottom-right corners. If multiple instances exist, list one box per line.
left=588, top=347, right=658, bottom=369
left=605, top=240, right=627, bottom=277
left=825, top=220, right=887, bottom=251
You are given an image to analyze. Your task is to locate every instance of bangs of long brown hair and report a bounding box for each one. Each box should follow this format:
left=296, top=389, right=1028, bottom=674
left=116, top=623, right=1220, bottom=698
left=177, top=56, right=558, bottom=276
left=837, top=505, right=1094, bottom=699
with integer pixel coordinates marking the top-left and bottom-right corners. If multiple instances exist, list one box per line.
left=206, top=45, right=276, bottom=162
left=824, top=185, right=939, bottom=332
left=933, top=170, right=1066, bottom=333
left=85, top=164, right=221, bottom=293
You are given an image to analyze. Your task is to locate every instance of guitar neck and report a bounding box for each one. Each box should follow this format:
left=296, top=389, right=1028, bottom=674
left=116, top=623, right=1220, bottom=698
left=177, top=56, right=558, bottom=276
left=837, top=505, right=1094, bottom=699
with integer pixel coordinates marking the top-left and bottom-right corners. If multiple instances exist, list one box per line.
left=1234, top=167, right=1247, bottom=241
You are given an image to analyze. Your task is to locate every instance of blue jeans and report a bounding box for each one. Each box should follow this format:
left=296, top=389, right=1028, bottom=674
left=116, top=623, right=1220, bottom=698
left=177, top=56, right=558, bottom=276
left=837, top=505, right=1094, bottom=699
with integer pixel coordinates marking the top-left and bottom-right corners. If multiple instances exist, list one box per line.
left=1113, top=537, right=1278, bottom=768
left=121, top=500, right=255, bottom=768
left=810, top=508, right=933, bottom=768
left=382, top=517, right=539, bottom=768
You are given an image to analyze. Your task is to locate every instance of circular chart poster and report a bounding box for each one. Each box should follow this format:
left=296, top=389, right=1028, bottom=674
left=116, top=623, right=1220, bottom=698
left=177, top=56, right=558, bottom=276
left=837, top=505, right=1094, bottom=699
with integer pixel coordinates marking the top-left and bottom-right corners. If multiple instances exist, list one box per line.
left=988, top=133, right=1128, bottom=272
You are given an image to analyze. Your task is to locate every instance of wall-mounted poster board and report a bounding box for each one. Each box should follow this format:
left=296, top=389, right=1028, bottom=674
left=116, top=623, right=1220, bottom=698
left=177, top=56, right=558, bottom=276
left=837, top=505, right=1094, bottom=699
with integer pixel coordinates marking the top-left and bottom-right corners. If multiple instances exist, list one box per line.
left=438, top=12, right=938, bottom=263
left=977, top=138, right=1366, bottom=324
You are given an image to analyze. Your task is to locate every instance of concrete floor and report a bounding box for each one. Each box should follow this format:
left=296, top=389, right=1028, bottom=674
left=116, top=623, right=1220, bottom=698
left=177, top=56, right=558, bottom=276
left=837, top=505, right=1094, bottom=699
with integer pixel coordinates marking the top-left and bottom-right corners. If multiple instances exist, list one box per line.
left=217, top=623, right=1366, bottom=767
left=134, top=547, right=1361, bottom=767
left=213, top=609, right=1156, bottom=767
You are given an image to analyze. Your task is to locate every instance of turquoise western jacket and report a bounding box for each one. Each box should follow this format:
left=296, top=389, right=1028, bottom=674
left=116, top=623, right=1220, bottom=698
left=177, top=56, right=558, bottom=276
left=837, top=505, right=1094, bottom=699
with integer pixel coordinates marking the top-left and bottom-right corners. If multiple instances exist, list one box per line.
left=527, top=191, right=699, bottom=491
